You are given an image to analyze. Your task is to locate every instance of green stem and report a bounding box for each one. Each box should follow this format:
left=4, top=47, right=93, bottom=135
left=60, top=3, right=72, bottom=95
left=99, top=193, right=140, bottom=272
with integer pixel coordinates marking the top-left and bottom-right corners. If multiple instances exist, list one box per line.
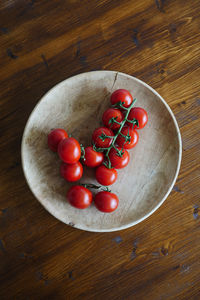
left=112, top=101, right=129, bottom=111
left=81, top=183, right=102, bottom=189
left=93, top=145, right=109, bottom=152
left=80, top=144, right=85, bottom=160
left=127, top=118, right=139, bottom=126
left=112, top=120, right=121, bottom=125
left=119, top=132, right=127, bottom=138
left=92, top=99, right=137, bottom=168
left=119, top=104, right=129, bottom=111
left=99, top=133, right=114, bottom=141
left=119, top=132, right=130, bottom=141
left=112, top=144, right=120, bottom=152
left=119, top=129, right=131, bottom=142
left=104, top=98, right=137, bottom=167
left=81, top=183, right=111, bottom=192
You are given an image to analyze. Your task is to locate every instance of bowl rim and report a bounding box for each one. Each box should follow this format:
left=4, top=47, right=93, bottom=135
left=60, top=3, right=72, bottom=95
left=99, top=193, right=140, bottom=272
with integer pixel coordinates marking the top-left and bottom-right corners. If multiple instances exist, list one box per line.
left=21, top=70, right=182, bottom=232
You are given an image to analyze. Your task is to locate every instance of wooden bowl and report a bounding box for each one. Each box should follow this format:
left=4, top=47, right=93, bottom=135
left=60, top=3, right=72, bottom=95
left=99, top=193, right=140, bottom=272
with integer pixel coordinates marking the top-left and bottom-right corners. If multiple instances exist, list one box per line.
left=21, top=71, right=182, bottom=232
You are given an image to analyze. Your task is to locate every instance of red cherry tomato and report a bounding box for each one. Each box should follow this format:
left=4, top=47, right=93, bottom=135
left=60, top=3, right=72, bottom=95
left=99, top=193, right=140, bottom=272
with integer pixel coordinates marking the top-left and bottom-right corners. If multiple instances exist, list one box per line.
left=127, top=107, right=148, bottom=129
left=109, top=147, right=130, bottom=169
left=116, top=126, right=139, bottom=149
left=102, top=108, right=124, bottom=130
left=58, top=137, right=81, bottom=164
left=92, top=127, right=114, bottom=148
left=95, top=165, right=117, bottom=186
left=83, top=146, right=104, bottom=167
left=48, top=128, right=68, bottom=152
left=110, top=89, right=133, bottom=108
left=94, top=191, right=119, bottom=213
left=60, top=161, right=83, bottom=182
left=67, top=185, right=92, bottom=209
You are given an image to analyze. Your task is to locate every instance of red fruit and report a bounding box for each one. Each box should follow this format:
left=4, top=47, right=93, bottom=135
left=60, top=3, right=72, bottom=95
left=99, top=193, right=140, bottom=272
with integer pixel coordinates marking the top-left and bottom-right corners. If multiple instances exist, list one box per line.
left=48, top=128, right=68, bottom=152
left=58, top=137, right=81, bottom=164
left=116, top=126, right=139, bottom=149
left=60, top=161, right=83, bottom=182
left=110, top=89, right=133, bottom=108
left=109, top=147, right=130, bottom=169
left=92, top=127, right=114, bottom=148
left=95, top=165, right=117, bottom=186
left=127, top=107, right=148, bottom=129
left=83, top=146, right=104, bottom=167
left=67, top=185, right=92, bottom=209
left=94, top=191, right=119, bottom=213
left=102, top=108, right=124, bottom=130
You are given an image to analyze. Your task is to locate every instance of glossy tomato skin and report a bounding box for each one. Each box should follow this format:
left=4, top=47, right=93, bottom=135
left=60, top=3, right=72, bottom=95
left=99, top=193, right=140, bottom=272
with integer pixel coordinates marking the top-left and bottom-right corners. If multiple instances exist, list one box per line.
left=127, top=107, right=148, bottom=129
left=92, top=127, right=114, bottom=148
left=67, top=185, right=92, bottom=209
left=109, top=147, right=130, bottom=169
left=110, top=89, right=133, bottom=108
left=60, top=161, right=83, bottom=182
left=116, top=126, right=139, bottom=149
left=58, top=137, right=81, bottom=164
left=95, top=165, right=117, bottom=186
left=48, top=128, right=68, bottom=152
left=83, top=146, right=104, bottom=167
left=102, top=108, right=124, bottom=130
left=94, top=191, right=119, bottom=213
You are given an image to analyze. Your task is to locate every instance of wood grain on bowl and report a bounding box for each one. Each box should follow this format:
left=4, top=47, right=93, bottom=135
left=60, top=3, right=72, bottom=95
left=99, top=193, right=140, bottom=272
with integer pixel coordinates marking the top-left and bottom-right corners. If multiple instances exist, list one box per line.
left=21, top=71, right=181, bottom=231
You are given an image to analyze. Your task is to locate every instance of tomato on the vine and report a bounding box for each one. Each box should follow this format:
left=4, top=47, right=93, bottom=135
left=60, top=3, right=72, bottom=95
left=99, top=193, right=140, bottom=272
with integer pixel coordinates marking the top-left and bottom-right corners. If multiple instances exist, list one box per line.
left=48, top=128, right=68, bottom=152
left=110, top=89, right=133, bottom=108
left=58, top=137, right=81, bottom=164
left=60, top=161, right=83, bottom=182
left=83, top=146, right=104, bottom=167
left=127, top=107, right=148, bottom=129
left=67, top=185, right=92, bottom=209
left=94, top=191, right=119, bottom=213
left=95, top=165, right=117, bottom=186
left=92, top=127, right=114, bottom=148
left=102, top=108, right=124, bottom=130
left=116, top=126, right=138, bottom=149
left=109, top=147, right=129, bottom=169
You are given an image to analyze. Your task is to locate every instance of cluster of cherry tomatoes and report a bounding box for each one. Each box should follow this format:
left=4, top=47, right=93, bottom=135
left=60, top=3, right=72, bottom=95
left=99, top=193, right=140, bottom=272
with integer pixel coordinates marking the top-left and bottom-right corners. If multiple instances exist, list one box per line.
left=47, top=89, right=148, bottom=213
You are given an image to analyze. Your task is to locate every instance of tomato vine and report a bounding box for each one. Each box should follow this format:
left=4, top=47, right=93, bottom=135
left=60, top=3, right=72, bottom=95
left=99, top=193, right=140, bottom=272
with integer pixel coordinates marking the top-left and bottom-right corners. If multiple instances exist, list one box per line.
left=93, top=99, right=138, bottom=168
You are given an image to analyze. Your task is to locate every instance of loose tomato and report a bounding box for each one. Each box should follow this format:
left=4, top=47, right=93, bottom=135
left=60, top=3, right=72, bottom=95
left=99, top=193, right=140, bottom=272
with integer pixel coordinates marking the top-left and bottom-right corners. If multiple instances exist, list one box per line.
left=109, top=147, right=129, bottom=169
left=58, top=137, right=81, bottom=164
left=116, top=126, right=138, bottom=149
left=94, top=191, right=119, bottom=213
left=127, top=107, right=148, bottom=129
left=92, top=127, right=114, bottom=148
left=48, top=128, right=68, bottom=152
left=67, top=185, right=92, bottom=209
left=60, top=161, right=83, bottom=182
left=110, top=89, right=133, bottom=108
left=83, top=146, right=104, bottom=167
left=102, top=108, right=124, bottom=130
left=95, top=165, right=117, bottom=186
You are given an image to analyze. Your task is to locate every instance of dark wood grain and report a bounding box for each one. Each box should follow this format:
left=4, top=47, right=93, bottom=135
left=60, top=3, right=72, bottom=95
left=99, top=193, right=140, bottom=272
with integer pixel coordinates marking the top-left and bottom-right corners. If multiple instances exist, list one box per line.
left=0, top=0, right=200, bottom=299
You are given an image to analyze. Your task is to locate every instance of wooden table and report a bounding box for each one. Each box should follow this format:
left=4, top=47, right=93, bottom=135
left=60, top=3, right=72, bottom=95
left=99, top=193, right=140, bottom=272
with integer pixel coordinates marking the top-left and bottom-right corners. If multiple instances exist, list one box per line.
left=0, top=0, right=200, bottom=299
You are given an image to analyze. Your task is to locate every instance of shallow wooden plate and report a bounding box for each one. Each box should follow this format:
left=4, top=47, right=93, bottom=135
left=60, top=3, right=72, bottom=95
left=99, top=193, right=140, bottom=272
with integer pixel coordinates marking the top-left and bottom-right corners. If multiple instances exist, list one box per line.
left=21, top=71, right=182, bottom=232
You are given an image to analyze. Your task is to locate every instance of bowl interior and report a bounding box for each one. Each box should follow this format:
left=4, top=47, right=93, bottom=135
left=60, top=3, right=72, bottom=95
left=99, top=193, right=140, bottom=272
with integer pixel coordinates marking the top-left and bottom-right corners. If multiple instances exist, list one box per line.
left=22, top=71, right=181, bottom=231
